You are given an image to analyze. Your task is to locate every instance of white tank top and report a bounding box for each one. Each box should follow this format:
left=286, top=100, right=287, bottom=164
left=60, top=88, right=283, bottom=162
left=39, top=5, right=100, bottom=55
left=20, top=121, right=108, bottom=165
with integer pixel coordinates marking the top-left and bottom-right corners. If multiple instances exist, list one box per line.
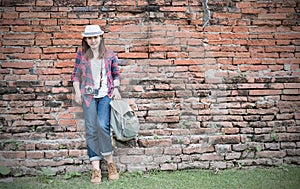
left=91, top=58, right=108, bottom=98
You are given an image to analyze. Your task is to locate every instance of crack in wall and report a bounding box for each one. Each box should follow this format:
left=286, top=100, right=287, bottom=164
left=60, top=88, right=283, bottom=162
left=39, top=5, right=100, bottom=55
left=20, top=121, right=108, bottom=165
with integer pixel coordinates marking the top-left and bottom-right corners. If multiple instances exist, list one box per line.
left=202, top=0, right=211, bottom=27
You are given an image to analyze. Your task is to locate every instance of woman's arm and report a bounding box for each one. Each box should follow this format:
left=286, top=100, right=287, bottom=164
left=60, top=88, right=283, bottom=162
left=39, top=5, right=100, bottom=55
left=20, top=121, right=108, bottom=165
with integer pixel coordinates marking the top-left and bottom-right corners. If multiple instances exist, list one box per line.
left=71, top=51, right=82, bottom=82
left=73, top=81, right=82, bottom=105
left=111, top=52, right=121, bottom=84
left=72, top=51, right=83, bottom=104
left=110, top=52, right=121, bottom=99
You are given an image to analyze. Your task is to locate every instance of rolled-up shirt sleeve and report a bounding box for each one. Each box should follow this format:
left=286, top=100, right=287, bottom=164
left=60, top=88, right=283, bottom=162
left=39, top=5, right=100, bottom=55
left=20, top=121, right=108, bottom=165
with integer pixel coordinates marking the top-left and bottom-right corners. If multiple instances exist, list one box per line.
left=71, top=51, right=82, bottom=82
left=111, top=53, right=120, bottom=81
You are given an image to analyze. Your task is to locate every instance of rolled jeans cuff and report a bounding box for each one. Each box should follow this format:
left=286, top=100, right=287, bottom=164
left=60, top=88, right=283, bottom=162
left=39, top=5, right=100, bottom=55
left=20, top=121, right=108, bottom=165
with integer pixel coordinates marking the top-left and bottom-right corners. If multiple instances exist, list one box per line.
left=90, top=156, right=102, bottom=162
left=102, top=151, right=113, bottom=157
left=89, top=151, right=113, bottom=162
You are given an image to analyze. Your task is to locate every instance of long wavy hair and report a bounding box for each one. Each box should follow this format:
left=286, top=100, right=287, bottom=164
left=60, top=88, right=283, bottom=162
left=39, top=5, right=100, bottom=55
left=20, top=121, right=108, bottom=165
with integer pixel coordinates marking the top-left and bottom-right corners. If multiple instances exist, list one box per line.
left=82, top=36, right=106, bottom=60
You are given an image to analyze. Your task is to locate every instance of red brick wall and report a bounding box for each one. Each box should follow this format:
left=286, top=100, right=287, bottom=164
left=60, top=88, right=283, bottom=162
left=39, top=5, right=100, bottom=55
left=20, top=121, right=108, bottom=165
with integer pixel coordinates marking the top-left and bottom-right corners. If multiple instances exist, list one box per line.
left=0, top=0, right=299, bottom=175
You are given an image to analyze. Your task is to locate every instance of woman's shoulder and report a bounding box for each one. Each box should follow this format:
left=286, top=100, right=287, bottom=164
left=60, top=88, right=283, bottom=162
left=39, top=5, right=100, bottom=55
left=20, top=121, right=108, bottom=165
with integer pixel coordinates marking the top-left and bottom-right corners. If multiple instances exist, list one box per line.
left=76, top=49, right=89, bottom=64
left=77, top=49, right=83, bottom=56
left=105, top=49, right=116, bottom=58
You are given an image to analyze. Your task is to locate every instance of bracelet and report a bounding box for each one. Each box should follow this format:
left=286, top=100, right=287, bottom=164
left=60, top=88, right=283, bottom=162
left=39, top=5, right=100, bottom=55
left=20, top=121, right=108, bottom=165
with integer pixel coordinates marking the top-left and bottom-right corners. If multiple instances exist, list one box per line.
left=114, top=86, right=120, bottom=89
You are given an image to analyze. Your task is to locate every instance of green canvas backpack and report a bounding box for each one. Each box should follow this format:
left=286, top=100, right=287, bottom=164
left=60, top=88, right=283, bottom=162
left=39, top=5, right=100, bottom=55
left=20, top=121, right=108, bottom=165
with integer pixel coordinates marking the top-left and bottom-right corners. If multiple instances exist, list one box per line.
left=110, top=99, right=140, bottom=141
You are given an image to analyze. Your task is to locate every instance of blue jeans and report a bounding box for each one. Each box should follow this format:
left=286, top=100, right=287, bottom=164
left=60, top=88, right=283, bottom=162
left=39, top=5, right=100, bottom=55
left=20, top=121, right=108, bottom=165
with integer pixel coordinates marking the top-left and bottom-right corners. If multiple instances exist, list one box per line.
left=82, top=96, right=113, bottom=161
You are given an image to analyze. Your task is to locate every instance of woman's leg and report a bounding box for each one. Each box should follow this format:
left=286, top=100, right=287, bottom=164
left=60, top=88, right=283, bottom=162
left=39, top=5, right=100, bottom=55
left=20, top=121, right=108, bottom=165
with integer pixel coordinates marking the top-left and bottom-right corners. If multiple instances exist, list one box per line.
left=96, top=96, right=115, bottom=164
left=97, top=96, right=119, bottom=181
left=97, top=96, right=111, bottom=135
left=83, top=100, right=104, bottom=184
left=90, top=160, right=101, bottom=184
left=84, top=98, right=113, bottom=158
left=83, top=99, right=104, bottom=161
left=105, top=154, right=113, bottom=164
left=91, top=160, right=100, bottom=170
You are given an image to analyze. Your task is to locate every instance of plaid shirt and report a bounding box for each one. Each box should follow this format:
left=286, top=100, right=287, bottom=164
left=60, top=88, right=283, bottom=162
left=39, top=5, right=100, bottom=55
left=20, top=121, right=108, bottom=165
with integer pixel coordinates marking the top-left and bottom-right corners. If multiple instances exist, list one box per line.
left=71, top=49, right=120, bottom=107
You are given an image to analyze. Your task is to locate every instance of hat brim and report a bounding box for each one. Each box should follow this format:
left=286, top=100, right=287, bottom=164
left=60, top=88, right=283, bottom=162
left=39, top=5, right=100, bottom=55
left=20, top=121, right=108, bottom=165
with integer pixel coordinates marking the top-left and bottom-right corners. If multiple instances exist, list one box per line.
left=82, top=31, right=104, bottom=37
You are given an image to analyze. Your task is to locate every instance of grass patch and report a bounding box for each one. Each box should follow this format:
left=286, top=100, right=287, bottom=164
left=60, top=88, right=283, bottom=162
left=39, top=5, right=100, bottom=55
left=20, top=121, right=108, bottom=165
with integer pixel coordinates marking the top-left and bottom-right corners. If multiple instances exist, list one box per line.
left=1, top=166, right=300, bottom=189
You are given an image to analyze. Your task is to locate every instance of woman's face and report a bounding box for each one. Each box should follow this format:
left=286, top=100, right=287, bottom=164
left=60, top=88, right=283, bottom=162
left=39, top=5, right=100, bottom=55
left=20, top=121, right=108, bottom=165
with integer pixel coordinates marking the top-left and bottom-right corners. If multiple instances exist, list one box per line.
left=86, top=35, right=102, bottom=50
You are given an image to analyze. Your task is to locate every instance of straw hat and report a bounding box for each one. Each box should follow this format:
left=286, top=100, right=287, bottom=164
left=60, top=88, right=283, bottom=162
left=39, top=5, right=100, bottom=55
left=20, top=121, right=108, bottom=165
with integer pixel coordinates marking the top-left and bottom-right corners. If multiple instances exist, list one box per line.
left=82, top=25, right=104, bottom=37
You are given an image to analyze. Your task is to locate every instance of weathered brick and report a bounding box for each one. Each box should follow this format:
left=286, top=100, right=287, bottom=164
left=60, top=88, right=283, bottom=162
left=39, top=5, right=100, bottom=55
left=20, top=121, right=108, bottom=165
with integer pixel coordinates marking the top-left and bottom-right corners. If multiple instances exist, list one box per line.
left=200, top=153, right=224, bottom=161
left=221, top=128, right=239, bottom=134
left=43, top=47, right=76, bottom=54
left=153, top=155, right=171, bottom=164
left=183, top=145, right=214, bottom=154
left=138, top=138, right=172, bottom=148
left=277, top=133, right=300, bottom=141
left=160, top=163, right=177, bottom=171
left=59, top=119, right=76, bottom=126
left=26, top=151, right=44, bottom=159
left=120, top=155, right=148, bottom=164
left=164, top=147, right=182, bottom=155
left=69, top=150, right=86, bottom=157
left=249, top=90, right=282, bottom=96
left=2, top=39, right=34, bottom=46
left=225, top=152, right=241, bottom=160
left=145, top=148, right=164, bottom=155
left=20, top=12, right=50, bottom=18
left=208, top=135, right=240, bottom=145
left=284, top=83, right=300, bottom=88
left=1, top=151, right=26, bottom=159
left=36, top=0, right=54, bottom=6
left=256, top=150, right=286, bottom=158
left=118, top=52, right=149, bottom=59
left=45, top=150, right=68, bottom=158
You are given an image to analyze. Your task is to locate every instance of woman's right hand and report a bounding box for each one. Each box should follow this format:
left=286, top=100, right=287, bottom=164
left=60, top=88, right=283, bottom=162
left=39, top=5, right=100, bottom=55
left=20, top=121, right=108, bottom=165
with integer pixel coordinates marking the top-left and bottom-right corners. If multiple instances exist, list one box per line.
left=75, top=93, right=82, bottom=105
left=73, top=82, right=82, bottom=105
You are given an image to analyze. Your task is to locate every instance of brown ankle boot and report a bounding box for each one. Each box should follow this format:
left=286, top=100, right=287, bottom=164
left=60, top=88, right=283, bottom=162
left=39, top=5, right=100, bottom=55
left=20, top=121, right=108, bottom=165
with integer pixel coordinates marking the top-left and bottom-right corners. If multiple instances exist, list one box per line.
left=107, top=163, right=119, bottom=181
left=91, top=169, right=102, bottom=184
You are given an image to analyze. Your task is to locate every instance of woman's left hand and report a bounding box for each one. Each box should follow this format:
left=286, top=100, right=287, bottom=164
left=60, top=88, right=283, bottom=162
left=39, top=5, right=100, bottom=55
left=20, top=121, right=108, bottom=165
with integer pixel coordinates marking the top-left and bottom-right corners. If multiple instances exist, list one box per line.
left=112, top=88, right=122, bottom=100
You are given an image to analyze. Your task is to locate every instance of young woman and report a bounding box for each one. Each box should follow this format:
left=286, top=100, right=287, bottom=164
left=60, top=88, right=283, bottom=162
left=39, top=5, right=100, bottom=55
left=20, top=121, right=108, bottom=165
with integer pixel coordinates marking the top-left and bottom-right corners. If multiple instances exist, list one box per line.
left=71, top=25, right=121, bottom=184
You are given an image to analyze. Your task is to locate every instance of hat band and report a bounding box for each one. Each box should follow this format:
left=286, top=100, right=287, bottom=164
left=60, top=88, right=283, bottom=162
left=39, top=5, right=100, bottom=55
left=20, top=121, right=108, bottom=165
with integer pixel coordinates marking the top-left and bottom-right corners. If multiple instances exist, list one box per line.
left=83, top=31, right=103, bottom=36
